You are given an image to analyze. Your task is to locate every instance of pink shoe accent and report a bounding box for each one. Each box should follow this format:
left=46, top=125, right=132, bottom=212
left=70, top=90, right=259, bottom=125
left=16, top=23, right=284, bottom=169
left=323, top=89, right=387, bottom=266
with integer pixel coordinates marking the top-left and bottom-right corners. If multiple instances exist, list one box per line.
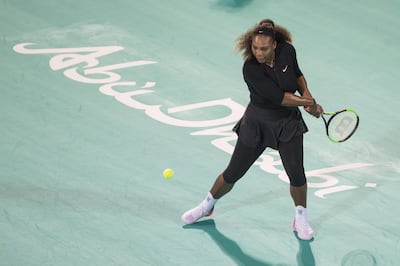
left=181, top=205, right=215, bottom=224
left=293, top=218, right=314, bottom=240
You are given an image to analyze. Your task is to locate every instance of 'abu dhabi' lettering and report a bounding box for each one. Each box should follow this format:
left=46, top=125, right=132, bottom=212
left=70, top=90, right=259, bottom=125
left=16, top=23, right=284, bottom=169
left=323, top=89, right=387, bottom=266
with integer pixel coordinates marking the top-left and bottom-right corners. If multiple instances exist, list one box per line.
left=13, top=43, right=374, bottom=199
left=100, top=82, right=245, bottom=128
left=13, top=43, right=157, bottom=84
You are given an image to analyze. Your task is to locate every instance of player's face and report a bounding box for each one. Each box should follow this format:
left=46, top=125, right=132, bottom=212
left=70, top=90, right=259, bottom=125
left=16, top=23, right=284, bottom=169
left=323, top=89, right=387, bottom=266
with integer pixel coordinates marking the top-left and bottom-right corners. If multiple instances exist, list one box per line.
left=251, top=35, right=276, bottom=64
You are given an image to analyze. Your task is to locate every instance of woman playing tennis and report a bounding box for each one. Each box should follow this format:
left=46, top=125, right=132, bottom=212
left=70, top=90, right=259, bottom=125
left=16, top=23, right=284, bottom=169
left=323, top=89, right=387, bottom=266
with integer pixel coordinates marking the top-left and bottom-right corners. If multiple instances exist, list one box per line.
left=181, top=19, right=323, bottom=240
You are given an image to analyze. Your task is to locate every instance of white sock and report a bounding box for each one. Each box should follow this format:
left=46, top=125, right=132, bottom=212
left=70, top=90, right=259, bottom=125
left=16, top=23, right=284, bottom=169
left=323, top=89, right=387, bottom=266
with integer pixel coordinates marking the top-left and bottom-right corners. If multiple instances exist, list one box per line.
left=201, top=192, right=217, bottom=213
left=295, top=205, right=307, bottom=221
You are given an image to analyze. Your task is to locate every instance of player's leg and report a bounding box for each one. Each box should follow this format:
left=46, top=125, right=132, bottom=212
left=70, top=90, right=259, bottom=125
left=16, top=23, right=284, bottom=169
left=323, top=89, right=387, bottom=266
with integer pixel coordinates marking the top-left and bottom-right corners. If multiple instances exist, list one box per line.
left=181, top=140, right=265, bottom=224
left=279, top=134, right=313, bottom=240
left=210, top=174, right=234, bottom=199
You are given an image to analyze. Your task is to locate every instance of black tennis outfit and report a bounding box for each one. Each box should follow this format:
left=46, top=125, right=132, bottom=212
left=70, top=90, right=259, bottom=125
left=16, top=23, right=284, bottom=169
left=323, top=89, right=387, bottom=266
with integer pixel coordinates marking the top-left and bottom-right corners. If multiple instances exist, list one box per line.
left=223, top=42, right=308, bottom=186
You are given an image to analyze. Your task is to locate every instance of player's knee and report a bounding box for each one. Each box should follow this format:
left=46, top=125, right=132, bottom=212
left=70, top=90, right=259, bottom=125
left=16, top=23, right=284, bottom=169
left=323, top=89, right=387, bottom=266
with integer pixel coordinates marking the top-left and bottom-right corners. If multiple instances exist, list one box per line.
left=222, top=171, right=240, bottom=184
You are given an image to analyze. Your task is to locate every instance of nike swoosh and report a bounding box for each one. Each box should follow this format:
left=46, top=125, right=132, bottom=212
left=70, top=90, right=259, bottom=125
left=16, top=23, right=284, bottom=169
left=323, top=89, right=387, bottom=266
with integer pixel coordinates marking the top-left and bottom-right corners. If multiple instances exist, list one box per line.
left=282, top=65, right=288, bottom=72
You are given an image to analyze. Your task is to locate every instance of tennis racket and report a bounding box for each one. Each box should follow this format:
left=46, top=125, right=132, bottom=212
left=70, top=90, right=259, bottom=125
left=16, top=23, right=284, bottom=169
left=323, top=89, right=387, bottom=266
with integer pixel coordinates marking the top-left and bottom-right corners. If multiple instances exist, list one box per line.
left=321, top=109, right=359, bottom=143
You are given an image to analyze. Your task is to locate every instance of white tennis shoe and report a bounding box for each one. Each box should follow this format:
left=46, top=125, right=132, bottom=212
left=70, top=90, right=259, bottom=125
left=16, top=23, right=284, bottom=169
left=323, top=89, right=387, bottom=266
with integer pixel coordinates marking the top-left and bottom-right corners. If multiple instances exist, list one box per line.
left=293, top=218, right=314, bottom=240
left=181, top=205, right=214, bottom=224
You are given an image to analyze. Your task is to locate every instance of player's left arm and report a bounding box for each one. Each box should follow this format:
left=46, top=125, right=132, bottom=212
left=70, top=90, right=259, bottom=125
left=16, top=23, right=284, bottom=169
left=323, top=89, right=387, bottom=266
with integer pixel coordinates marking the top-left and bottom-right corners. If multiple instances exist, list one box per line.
left=289, top=43, right=323, bottom=117
left=297, top=75, right=312, bottom=97
left=297, top=75, right=323, bottom=117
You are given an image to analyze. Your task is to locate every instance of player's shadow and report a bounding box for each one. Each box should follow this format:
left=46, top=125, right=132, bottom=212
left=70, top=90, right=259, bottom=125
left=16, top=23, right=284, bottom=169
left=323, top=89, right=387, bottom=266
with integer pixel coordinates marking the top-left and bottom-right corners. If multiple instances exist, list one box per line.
left=293, top=232, right=316, bottom=266
left=183, top=219, right=274, bottom=265
left=183, top=219, right=316, bottom=266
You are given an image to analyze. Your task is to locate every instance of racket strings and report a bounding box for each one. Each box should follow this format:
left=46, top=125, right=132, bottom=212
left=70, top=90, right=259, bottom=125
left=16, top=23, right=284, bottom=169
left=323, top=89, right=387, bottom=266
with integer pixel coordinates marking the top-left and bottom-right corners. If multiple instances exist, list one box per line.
left=327, top=111, right=359, bottom=142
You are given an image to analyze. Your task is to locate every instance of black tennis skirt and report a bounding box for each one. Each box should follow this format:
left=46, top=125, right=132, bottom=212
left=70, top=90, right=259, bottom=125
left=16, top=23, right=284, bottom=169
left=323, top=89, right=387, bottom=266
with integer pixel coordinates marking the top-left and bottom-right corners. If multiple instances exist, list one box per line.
left=232, top=102, right=308, bottom=150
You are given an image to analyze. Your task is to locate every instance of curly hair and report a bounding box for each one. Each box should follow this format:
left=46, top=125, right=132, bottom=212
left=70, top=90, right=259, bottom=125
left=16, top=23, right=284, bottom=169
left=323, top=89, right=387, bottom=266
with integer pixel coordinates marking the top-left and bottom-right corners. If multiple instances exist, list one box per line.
left=236, top=19, right=292, bottom=61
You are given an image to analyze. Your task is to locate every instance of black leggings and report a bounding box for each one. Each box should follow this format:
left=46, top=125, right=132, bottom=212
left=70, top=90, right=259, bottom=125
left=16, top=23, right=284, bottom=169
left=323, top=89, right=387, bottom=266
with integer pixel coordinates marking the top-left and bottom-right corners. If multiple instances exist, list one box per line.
left=222, top=134, right=306, bottom=187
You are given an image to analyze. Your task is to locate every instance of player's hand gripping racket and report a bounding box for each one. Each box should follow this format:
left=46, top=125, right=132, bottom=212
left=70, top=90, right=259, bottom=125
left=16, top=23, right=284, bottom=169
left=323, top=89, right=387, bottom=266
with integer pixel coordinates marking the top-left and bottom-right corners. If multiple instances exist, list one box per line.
left=321, top=109, right=359, bottom=143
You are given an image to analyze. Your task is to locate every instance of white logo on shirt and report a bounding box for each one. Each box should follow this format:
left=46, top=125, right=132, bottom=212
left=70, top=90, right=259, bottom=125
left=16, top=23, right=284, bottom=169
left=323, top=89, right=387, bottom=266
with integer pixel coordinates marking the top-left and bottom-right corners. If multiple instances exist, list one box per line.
left=282, top=65, right=288, bottom=72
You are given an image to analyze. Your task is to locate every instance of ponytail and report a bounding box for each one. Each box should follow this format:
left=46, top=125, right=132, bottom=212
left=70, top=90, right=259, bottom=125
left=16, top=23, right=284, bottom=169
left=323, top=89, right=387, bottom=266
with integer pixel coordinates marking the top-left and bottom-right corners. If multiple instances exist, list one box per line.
left=258, top=19, right=292, bottom=44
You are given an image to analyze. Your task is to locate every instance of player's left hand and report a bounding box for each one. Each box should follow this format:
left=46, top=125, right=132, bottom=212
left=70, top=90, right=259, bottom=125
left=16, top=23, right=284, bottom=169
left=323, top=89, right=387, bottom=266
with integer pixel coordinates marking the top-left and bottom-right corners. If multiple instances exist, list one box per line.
left=305, top=103, right=323, bottom=118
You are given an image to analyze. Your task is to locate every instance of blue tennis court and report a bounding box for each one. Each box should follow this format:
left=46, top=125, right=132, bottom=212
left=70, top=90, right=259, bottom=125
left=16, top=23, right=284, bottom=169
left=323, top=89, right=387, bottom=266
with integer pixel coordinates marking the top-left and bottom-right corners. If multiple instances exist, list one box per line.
left=1, top=1, right=399, bottom=265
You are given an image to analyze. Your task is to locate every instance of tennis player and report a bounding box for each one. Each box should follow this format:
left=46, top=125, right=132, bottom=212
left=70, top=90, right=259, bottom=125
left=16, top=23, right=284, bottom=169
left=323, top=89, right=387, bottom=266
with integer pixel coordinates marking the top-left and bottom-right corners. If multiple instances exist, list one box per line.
left=181, top=19, right=323, bottom=240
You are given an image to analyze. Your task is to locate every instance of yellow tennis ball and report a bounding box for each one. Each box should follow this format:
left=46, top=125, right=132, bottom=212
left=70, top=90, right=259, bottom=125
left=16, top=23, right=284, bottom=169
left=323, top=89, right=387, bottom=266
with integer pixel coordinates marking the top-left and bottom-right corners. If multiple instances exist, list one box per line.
left=163, top=168, right=174, bottom=179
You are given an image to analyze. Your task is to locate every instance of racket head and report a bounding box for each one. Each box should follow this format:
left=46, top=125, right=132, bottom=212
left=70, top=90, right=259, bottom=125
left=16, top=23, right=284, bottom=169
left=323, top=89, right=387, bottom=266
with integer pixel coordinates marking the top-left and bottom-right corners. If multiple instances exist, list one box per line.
left=323, top=109, right=360, bottom=143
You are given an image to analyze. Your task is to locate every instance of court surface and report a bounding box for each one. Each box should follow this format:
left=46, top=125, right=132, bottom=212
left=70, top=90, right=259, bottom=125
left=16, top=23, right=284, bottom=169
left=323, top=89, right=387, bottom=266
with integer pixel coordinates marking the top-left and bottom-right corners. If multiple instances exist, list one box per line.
left=1, top=1, right=399, bottom=265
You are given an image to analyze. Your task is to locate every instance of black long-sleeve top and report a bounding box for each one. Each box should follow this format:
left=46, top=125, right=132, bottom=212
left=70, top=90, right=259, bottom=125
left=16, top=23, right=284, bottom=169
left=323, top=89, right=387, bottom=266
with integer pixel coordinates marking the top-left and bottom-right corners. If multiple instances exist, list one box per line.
left=243, top=42, right=303, bottom=110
